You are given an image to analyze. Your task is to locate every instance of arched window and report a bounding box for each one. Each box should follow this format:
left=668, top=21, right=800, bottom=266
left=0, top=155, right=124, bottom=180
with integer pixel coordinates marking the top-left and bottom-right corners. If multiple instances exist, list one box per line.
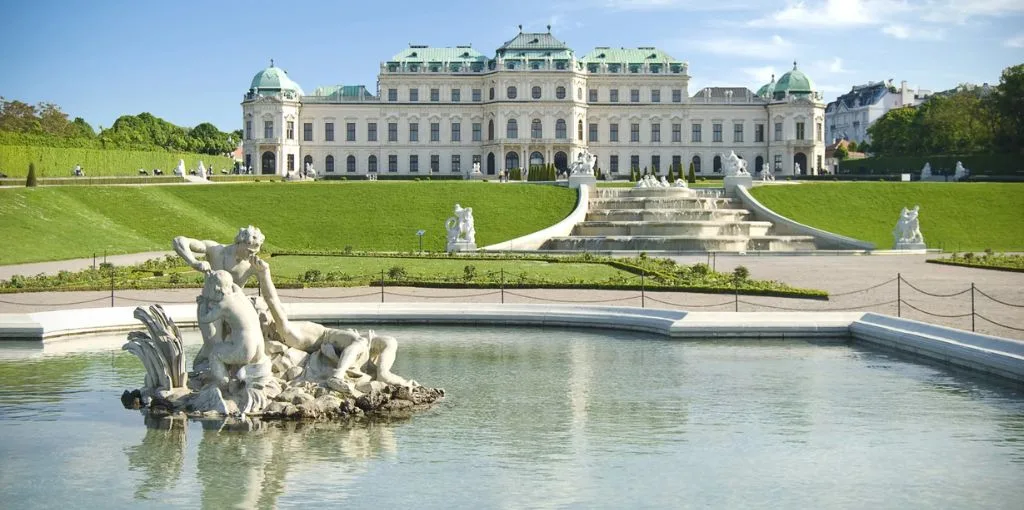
left=368, top=155, right=378, bottom=173
left=755, top=155, right=764, bottom=173
left=692, top=155, right=701, bottom=173
left=303, top=154, right=313, bottom=170
left=325, top=155, right=335, bottom=172
left=531, top=119, right=542, bottom=139
left=505, top=151, right=520, bottom=170
left=577, top=120, right=584, bottom=141
left=531, top=86, right=541, bottom=99
left=489, top=87, right=495, bottom=100
left=556, top=86, right=566, bottom=99
left=555, top=119, right=567, bottom=139
left=507, top=119, right=518, bottom=139
left=507, top=86, right=517, bottom=99
left=261, top=151, right=276, bottom=175
left=713, top=155, right=722, bottom=173
left=488, top=120, right=494, bottom=140
left=529, top=152, right=544, bottom=166
left=486, top=152, right=495, bottom=174
left=346, top=155, right=356, bottom=173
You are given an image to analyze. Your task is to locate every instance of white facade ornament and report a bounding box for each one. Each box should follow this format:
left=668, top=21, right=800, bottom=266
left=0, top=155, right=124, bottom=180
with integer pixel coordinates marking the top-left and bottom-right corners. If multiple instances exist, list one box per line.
left=892, top=206, right=926, bottom=249
left=445, top=203, right=477, bottom=252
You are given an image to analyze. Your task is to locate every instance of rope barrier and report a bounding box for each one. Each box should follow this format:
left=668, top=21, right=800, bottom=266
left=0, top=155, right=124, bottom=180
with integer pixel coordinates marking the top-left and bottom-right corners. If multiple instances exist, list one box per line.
left=899, top=300, right=974, bottom=318
left=115, top=295, right=196, bottom=304
left=277, top=290, right=383, bottom=300
left=973, top=288, right=1024, bottom=308
left=0, top=295, right=110, bottom=306
left=899, top=278, right=971, bottom=298
left=383, top=289, right=502, bottom=299
left=829, top=277, right=898, bottom=297
left=644, top=295, right=735, bottom=308
left=503, top=290, right=638, bottom=304
left=974, top=314, right=1024, bottom=332
left=738, top=299, right=898, bottom=312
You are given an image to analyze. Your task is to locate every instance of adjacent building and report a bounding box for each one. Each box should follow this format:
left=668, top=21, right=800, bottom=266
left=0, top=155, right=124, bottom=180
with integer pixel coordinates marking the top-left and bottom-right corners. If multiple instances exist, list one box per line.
left=824, top=80, right=932, bottom=145
left=242, top=29, right=826, bottom=179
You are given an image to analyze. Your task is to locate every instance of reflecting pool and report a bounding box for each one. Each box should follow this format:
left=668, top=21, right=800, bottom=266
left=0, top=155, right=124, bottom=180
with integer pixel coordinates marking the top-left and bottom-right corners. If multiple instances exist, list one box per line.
left=1, top=326, right=1023, bottom=509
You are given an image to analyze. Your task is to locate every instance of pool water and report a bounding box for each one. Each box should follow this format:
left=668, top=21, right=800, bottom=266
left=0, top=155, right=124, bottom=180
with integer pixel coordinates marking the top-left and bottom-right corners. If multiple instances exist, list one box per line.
left=1, top=326, right=1022, bottom=509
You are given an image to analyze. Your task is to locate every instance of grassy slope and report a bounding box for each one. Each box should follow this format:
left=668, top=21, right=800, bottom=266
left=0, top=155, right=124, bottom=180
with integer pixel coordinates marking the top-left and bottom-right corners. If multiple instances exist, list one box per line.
left=0, top=182, right=576, bottom=264
left=750, top=182, right=1024, bottom=251
left=0, top=145, right=236, bottom=177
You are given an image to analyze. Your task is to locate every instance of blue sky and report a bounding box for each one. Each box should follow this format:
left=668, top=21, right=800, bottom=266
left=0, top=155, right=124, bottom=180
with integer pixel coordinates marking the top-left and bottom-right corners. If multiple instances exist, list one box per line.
left=1, top=0, right=1021, bottom=132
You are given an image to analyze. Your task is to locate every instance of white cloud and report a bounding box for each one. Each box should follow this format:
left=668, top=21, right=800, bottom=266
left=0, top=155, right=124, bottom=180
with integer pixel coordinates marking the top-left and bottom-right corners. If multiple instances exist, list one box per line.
left=882, top=24, right=946, bottom=40
left=742, top=66, right=779, bottom=84
left=601, top=0, right=751, bottom=10
left=1005, top=33, right=1024, bottom=48
left=746, top=0, right=900, bottom=28
left=920, top=0, right=1024, bottom=24
left=827, top=57, right=850, bottom=73
left=687, top=34, right=794, bottom=59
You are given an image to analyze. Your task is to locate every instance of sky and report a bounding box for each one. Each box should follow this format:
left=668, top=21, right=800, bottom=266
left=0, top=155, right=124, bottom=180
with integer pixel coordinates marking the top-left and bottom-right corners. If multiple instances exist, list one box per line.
left=1, top=0, right=1021, bottom=132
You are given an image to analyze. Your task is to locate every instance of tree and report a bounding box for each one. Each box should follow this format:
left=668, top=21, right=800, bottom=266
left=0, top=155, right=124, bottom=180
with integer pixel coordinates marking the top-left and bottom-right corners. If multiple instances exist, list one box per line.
left=988, top=63, right=1024, bottom=153
left=26, top=162, right=37, bottom=187
left=915, top=90, right=993, bottom=154
left=846, top=140, right=858, bottom=152
left=867, top=106, right=918, bottom=155
left=0, top=98, right=41, bottom=133
left=687, top=162, right=696, bottom=183
left=858, top=141, right=871, bottom=154
left=834, top=145, right=849, bottom=161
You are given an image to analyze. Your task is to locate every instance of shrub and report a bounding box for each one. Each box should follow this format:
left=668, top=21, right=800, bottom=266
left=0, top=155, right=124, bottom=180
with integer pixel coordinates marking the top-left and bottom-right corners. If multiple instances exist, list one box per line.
left=463, top=264, right=477, bottom=281
left=387, top=265, right=407, bottom=279
left=26, top=163, right=37, bottom=187
left=301, top=269, right=323, bottom=282
left=690, top=263, right=710, bottom=277
left=733, top=265, right=750, bottom=280
left=687, top=162, right=696, bottom=183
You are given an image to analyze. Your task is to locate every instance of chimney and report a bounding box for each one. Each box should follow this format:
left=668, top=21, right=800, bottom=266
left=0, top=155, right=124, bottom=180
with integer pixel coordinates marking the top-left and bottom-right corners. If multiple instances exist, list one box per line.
left=901, top=80, right=908, bottom=91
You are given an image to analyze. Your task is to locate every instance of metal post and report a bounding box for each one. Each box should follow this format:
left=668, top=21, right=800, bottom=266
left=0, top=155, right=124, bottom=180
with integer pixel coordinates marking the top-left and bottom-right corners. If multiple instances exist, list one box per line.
left=712, top=252, right=717, bottom=272
left=93, top=253, right=96, bottom=270
left=500, top=268, right=505, bottom=304
left=110, top=270, right=115, bottom=307
left=380, top=269, right=385, bottom=303
left=734, top=282, right=739, bottom=312
left=641, top=271, right=646, bottom=308
left=971, top=282, right=975, bottom=332
left=897, top=273, right=901, bottom=317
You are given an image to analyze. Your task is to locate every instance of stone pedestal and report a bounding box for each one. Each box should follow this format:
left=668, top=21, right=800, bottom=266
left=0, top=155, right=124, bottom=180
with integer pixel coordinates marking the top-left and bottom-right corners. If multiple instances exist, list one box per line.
left=894, top=242, right=927, bottom=251
left=723, top=174, right=753, bottom=196
left=468, top=172, right=486, bottom=181
left=569, top=174, right=596, bottom=189
left=447, top=240, right=477, bottom=253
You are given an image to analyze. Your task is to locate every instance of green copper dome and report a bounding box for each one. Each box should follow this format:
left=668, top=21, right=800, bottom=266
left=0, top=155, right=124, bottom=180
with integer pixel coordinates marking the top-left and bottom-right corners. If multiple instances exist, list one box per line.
left=772, top=61, right=814, bottom=99
left=249, top=62, right=304, bottom=96
left=756, top=75, right=776, bottom=98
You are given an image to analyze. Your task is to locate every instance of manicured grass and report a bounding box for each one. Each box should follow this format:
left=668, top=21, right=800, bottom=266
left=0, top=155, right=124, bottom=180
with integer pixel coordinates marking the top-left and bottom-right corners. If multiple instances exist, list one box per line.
left=0, top=182, right=576, bottom=264
left=0, top=145, right=236, bottom=177
left=750, top=182, right=1024, bottom=251
left=927, top=253, right=1024, bottom=272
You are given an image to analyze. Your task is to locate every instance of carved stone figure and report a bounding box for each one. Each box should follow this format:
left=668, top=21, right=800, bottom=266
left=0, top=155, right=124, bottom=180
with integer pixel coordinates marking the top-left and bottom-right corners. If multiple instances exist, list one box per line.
left=761, top=162, right=775, bottom=182
left=920, top=162, right=932, bottom=180
left=954, top=161, right=969, bottom=182
left=174, top=159, right=186, bottom=176
left=197, top=161, right=207, bottom=179
left=794, top=162, right=801, bottom=175
left=471, top=162, right=481, bottom=174
left=673, top=178, right=688, bottom=188
left=198, top=270, right=269, bottom=387
left=445, top=203, right=476, bottom=252
left=893, top=205, right=925, bottom=249
left=723, top=151, right=749, bottom=177
left=570, top=148, right=596, bottom=176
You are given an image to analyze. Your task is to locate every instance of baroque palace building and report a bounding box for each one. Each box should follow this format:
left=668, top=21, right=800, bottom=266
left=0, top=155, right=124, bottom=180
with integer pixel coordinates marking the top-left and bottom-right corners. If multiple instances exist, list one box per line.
left=242, top=28, right=825, bottom=178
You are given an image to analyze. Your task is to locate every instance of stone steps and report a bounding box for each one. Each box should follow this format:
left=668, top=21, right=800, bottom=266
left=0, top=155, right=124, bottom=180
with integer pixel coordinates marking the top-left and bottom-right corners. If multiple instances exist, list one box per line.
left=541, top=235, right=817, bottom=252
left=585, top=209, right=751, bottom=222
left=573, top=220, right=773, bottom=237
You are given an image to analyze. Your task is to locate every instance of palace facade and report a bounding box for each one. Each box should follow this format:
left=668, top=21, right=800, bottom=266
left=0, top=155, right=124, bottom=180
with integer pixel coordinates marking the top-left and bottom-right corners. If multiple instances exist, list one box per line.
left=242, top=29, right=826, bottom=178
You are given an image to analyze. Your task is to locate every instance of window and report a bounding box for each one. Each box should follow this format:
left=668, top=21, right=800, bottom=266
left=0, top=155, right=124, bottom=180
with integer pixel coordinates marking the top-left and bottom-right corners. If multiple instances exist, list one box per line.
left=346, top=155, right=356, bottom=172
left=755, top=124, right=764, bottom=143
left=651, top=123, right=661, bottom=142
left=556, top=119, right=567, bottom=139
left=346, top=122, right=356, bottom=142
left=774, top=154, right=782, bottom=171
left=610, top=155, right=619, bottom=173
left=692, top=124, right=702, bottom=142
left=610, top=89, right=619, bottom=102
left=713, top=155, right=722, bottom=173
left=577, top=87, right=583, bottom=100
left=287, top=154, right=295, bottom=171
left=693, top=155, right=702, bottom=173
left=430, top=154, right=439, bottom=173
left=451, top=154, right=461, bottom=173
left=472, top=88, right=481, bottom=102
left=325, top=155, right=334, bottom=172
left=388, top=122, right=397, bottom=142
left=816, top=122, right=823, bottom=142
left=531, top=119, right=542, bottom=139
left=472, top=122, right=481, bottom=142
left=672, top=123, right=681, bottom=142
left=430, top=122, right=440, bottom=142
left=507, top=86, right=517, bottom=99
left=452, top=89, right=461, bottom=102
left=409, top=88, right=419, bottom=102
left=286, top=121, right=294, bottom=140
left=507, top=119, right=518, bottom=139
left=489, top=87, right=495, bottom=100
left=578, top=120, right=584, bottom=141
left=556, top=86, right=566, bottom=99
left=505, top=151, right=519, bottom=170
left=651, top=89, right=661, bottom=102
left=672, top=89, right=682, bottom=103
left=630, top=123, right=640, bottom=143
left=409, top=155, right=418, bottom=172
left=409, top=122, right=419, bottom=142
left=672, top=155, right=681, bottom=173
left=712, top=123, right=722, bottom=142
left=588, top=89, right=597, bottom=102
left=532, top=86, right=541, bottom=99
left=245, top=120, right=252, bottom=140
left=589, top=123, right=598, bottom=142
left=388, top=155, right=398, bottom=172
left=488, top=120, right=494, bottom=140
left=630, top=89, right=639, bottom=102
left=325, top=122, right=334, bottom=142
left=430, top=88, right=439, bottom=102
left=388, top=88, right=397, bottom=101
left=451, top=122, right=461, bottom=142
left=368, top=122, right=378, bottom=142
left=610, top=123, right=619, bottom=142
left=368, top=155, right=377, bottom=173
left=630, top=155, right=640, bottom=171
left=652, top=155, right=660, bottom=173
left=733, top=123, right=743, bottom=143
left=774, top=122, right=783, bottom=141
left=796, top=121, right=806, bottom=140
left=303, top=122, right=313, bottom=141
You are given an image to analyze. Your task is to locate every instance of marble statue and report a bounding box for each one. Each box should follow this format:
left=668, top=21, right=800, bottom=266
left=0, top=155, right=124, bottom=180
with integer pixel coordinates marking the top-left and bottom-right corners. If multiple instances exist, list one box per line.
left=954, top=161, right=969, bottom=182
left=723, top=151, right=749, bottom=177
left=445, top=204, right=477, bottom=252
left=920, top=162, right=932, bottom=180
left=174, top=159, right=186, bottom=176
left=659, top=176, right=670, bottom=187
left=892, top=205, right=925, bottom=249
left=570, top=148, right=596, bottom=176
left=471, top=162, right=481, bottom=174
left=673, top=178, right=688, bottom=188
left=198, top=270, right=269, bottom=388
left=197, top=161, right=207, bottom=179
left=794, top=162, right=801, bottom=175
left=761, top=162, right=775, bottom=182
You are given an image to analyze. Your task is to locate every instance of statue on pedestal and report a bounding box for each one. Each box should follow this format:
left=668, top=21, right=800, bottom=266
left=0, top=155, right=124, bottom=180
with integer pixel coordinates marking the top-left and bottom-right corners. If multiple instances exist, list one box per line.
left=445, top=203, right=477, bottom=252
left=723, top=151, right=749, bottom=177
left=953, top=161, right=969, bottom=182
left=920, top=162, right=932, bottom=180
left=892, top=205, right=925, bottom=249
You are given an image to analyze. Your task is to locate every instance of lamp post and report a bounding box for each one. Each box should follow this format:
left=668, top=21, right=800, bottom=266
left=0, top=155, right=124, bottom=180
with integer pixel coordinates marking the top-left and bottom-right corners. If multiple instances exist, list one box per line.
left=416, top=229, right=425, bottom=254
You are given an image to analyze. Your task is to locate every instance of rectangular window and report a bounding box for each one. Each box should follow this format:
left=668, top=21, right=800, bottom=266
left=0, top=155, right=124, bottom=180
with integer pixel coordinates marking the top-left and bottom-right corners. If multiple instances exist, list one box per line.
left=388, top=122, right=397, bottom=142
left=303, top=122, right=313, bottom=142
left=531, top=120, right=542, bottom=139
left=796, top=121, right=806, bottom=140
left=672, top=155, right=681, bottom=172
left=774, top=154, right=782, bottom=171
left=388, top=88, right=397, bottom=101
left=452, top=154, right=461, bottom=173
left=472, top=88, right=481, bottom=102
left=369, top=156, right=378, bottom=173
left=389, top=155, right=398, bottom=172
left=672, top=89, right=682, bottom=103
left=452, top=89, right=461, bottom=102
left=651, top=123, right=661, bottom=142
left=672, top=123, right=681, bottom=142
left=651, top=155, right=660, bottom=173
left=610, top=123, right=619, bottom=142
left=430, top=122, right=440, bottom=142
left=452, top=122, right=461, bottom=142
left=556, top=121, right=567, bottom=139
left=816, top=122, right=823, bottom=142
left=346, top=122, right=356, bottom=142
left=755, top=124, right=764, bottom=143
left=472, top=122, right=481, bottom=141
left=630, top=155, right=640, bottom=171
left=733, top=123, right=743, bottom=143
left=630, top=123, right=640, bottom=142
left=588, top=89, right=598, bottom=102
left=610, top=89, right=619, bottom=102
left=430, top=88, right=439, bottom=102
left=245, top=120, right=252, bottom=140
left=409, top=88, right=419, bottom=102
left=409, top=155, right=419, bottom=172
left=325, top=122, right=334, bottom=142
left=409, top=122, right=419, bottom=142
left=324, top=156, right=333, bottom=172
left=284, top=121, right=293, bottom=140
left=651, top=89, right=661, bottom=102
left=368, top=122, right=378, bottom=142
left=691, top=124, right=701, bottom=143
left=712, top=123, right=722, bottom=142
left=430, top=155, right=439, bottom=173
left=610, top=155, right=619, bottom=173
left=630, top=89, right=640, bottom=102
left=774, top=122, right=783, bottom=141
left=287, top=154, right=294, bottom=171
left=589, top=123, right=598, bottom=142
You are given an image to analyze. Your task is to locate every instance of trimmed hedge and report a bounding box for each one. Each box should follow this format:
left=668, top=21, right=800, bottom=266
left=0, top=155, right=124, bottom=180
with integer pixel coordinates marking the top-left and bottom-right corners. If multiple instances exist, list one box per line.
left=207, top=174, right=284, bottom=182
left=0, top=144, right=237, bottom=178
left=0, top=175, right=186, bottom=186
left=838, top=153, right=1024, bottom=176
left=319, top=173, right=466, bottom=181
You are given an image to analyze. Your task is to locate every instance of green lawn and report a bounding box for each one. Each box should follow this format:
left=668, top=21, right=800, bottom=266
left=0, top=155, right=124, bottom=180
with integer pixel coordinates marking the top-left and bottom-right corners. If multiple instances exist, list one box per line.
left=750, top=182, right=1024, bottom=251
left=0, top=182, right=576, bottom=264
